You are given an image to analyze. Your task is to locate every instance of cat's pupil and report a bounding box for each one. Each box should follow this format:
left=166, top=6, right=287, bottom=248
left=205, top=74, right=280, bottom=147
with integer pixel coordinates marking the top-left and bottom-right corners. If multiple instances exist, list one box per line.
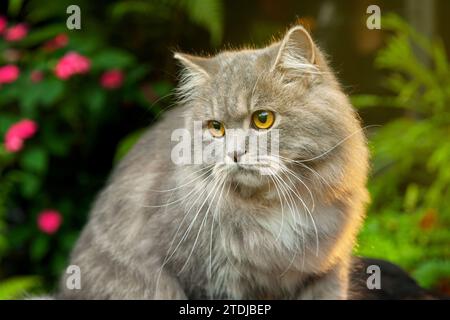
left=213, top=121, right=221, bottom=130
left=258, top=112, right=268, bottom=123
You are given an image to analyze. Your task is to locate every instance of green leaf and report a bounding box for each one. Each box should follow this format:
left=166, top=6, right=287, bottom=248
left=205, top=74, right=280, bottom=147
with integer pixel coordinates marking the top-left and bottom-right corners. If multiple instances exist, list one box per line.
left=125, top=65, right=151, bottom=86
left=8, top=225, right=33, bottom=248
left=19, top=85, right=42, bottom=116
left=152, top=81, right=173, bottom=98
left=85, top=87, right=106, bottom=116
left=30, top=235, right=50, bottom=261
left=404, top=184, right=420, bottom=212
left=0, top=276, right=41, bottom=300
left=8, top=0, right=24, bottom=17
left=110, top=1, right=171, bottom=20
left=40, top=78, right=65, bottom=107
left=114, top=129, right=146, bottom=163
left=19, top=172, right=41, bottom=198
left=19, top=147, right=48, bottom=174
left=0, top=236, right=8, bottom=257
left=413, top=260, right=450, bottom=289
left=61, top=232, right=79, bottom=251
left=91, top=49, right=135, bottom=70
left=0, top=115, right=20, bottom=135
left=19, top=78, right=65, bottom=115
left=18, top=24, right=66, bottom=47
left=50, top=253, right=67, bottom=276
left=0, top=83, right=21, bottom=107
left=42, top=127, right=72, bottom=157
left=25, top=0, right=75, bottom=23
left=181, top=0, right=224, bottom=46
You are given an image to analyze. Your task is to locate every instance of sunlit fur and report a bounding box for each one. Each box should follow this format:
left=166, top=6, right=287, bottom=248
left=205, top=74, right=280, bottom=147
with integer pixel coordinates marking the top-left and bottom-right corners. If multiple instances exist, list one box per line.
left=58, top=26, right=369, bottom=300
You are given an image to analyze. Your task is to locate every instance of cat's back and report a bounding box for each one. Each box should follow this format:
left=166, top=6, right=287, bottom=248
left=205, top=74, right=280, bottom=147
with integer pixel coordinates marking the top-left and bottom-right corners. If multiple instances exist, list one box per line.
left=83, top=105, right=186, bottom=240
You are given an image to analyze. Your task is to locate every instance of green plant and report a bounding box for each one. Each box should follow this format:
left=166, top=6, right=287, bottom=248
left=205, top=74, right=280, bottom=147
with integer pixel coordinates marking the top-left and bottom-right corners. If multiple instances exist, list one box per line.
left=111, top=0, right=224, bottom=46
left=353, top=14, right=450, bottom=292
left=0, top=276, right=41, bottom=299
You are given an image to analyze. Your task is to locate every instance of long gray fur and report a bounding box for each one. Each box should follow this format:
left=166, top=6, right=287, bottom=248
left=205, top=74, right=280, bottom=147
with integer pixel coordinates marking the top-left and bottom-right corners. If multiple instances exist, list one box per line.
left=57, top=26, right=369, bottom=300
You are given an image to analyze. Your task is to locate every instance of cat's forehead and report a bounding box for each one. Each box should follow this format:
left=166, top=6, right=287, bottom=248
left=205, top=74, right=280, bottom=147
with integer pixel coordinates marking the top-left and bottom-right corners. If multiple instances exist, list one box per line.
left=212, top=53, right=257, bottom=86
left=203, top=51, right=273, bottom=120
left=215, top=49, right=270, bottom=81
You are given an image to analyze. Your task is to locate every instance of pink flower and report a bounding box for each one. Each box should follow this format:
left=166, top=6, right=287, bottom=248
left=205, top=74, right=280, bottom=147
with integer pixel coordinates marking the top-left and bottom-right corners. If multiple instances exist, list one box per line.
left=5, top=135, right=23, bottom=152
left=37, top=210, right=62, bottom=234
left=43, top=33, right=69, bottom=52
left=100, top=70, right=124, bottom=89
left=55, top=52, right=91, bottom=80
left=4, top=23, right=28, bottom=42
left=4, top=119, right=38, bottom=152
left=54, top=34, right=69, bottom=47
left=0, top=16, right=7, bottom=34
left=0, top=65, right=20, bottom=84
left=30, top=70, right=44, bottom=83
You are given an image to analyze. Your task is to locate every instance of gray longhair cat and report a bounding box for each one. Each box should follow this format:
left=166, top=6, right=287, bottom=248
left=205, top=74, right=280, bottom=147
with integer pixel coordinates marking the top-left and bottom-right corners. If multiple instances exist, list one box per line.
left=57, top=25, right=369, bottom=299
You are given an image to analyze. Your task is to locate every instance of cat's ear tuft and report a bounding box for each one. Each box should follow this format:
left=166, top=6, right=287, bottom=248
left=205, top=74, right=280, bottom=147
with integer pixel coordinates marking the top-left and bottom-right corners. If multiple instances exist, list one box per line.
left=174, top=52, right=217, bottom=78
left=271, top=25, right=317, bottom=73
left=173, top=52, right=218, bottom=101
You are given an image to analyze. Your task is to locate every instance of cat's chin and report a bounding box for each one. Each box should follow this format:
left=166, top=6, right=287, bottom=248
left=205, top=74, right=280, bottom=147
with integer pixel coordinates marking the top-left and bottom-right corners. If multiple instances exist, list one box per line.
left=226, top=166, right=267, bottom=188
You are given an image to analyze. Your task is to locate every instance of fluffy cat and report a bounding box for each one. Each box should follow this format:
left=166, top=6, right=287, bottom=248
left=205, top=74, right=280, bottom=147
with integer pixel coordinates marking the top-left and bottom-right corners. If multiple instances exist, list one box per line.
left=58, top=25, right=369, bottom=299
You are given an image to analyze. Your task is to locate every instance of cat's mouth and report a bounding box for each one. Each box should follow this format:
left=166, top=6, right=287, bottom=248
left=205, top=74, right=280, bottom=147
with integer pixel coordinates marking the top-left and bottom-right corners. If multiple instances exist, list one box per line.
left=235, top=163, right=260, bottom=172
left=218, top=162, right=276, bottom=187
left=228, top=162, right=272, bottom=174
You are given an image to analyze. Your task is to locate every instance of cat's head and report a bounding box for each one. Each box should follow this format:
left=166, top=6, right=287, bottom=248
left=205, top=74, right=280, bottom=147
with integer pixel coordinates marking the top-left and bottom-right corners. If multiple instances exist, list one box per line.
left=174, top=25, right=367, bottom=197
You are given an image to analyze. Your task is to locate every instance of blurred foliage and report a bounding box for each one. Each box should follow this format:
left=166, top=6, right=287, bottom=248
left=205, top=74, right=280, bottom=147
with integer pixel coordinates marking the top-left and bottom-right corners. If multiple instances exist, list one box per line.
left=0, top=275, right=41, bottom=299
left=354, top=14, right=450, bottom=293
left=110, top=0, right=224, bottom=46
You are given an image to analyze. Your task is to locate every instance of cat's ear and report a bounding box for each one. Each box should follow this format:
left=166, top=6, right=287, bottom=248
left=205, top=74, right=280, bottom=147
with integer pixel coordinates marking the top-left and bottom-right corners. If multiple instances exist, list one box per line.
left=271, top=25, right=317, bottom=73
left=174, top=52, right=218, bottom=79
left=174, top=53, right=218, bottom=101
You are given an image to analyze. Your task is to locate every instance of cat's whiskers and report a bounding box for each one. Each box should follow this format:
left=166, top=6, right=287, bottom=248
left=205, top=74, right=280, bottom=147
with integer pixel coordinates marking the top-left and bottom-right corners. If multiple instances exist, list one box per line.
left=143, top=186, right=198, bottom=208
left=161, top=166, right=213, bottom=235
left=268, top=163, right=319, bottom=256
left=177, top=170, right=227, bottom=275
left=161, top=166, right=220, bottom=230
left=279, top=163, right=315, bottom=212
left=278, top=155, right=333, bottom=190
left=277, top=164, right=320, bottom=257
left=267, top=168, right=306, bottom=275
left=164, top=175, right=216, bottom=263
left=258, top=157, right=319, bottom=277
left=155, top=171, right=215, bottom=293
left=266, top=170, right=299, bottom=245
left=150, top=91, right=177, bottom=119
left=143, top=167, right=214, bottom=208
left=208, top=174, right=228, bottom=282
left=254, top=154, right=316, bottom=212
left=236, top=155, right=307, bottom=255
left=163, top=167, right=216, bottom=232
left=266, top=173, right=285, bottom=243
left=149, top=165, right=214, bottom=193
left=296, top=124, right=380, bottom=163
left=217, top=180, right=247, bottom=281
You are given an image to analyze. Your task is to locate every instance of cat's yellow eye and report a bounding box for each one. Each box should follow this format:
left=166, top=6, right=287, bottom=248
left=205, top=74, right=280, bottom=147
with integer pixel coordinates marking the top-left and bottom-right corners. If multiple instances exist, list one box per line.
left=207, top=120, right=225, bottom=137
left=252, top=110, right=275, bottom=129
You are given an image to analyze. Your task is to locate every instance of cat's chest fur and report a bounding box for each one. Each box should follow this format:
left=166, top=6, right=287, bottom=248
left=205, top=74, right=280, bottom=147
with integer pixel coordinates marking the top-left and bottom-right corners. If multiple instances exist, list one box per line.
left=183, top=200, right=342, bottom=299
